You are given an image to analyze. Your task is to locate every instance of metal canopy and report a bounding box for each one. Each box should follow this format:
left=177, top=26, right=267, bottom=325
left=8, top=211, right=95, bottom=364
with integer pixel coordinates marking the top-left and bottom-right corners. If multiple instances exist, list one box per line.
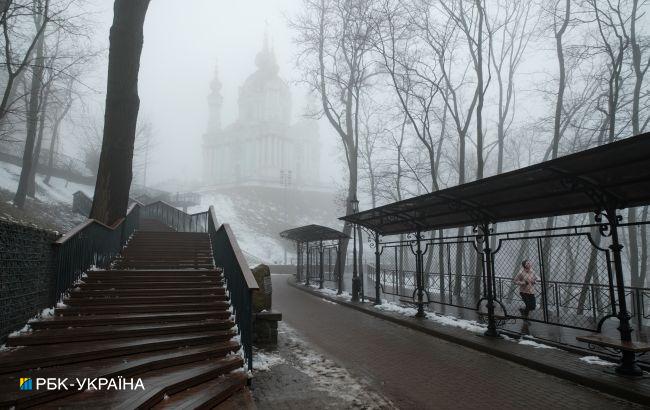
left=340, top=132, right=650, bottom=235
left=280, top=224, right=349, bottom=242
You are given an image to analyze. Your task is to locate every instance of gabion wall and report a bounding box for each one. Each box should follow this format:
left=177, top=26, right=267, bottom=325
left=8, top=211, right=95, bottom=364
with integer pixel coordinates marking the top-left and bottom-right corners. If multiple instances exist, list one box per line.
left=0, top=220, right=60, bottom=342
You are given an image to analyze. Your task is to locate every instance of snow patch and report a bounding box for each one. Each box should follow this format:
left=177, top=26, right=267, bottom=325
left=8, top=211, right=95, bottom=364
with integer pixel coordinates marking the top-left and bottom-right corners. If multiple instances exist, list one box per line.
left=518, top=339, right=558, bottom=350
left=252, top=350, right=285, bottom=371
left=579, top=356, right=615, bottom=366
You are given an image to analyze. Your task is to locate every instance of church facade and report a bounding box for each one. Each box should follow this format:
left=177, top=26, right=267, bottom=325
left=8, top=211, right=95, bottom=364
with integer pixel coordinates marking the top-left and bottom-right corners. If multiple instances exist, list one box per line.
left=202, top=39, right=321, bottom=189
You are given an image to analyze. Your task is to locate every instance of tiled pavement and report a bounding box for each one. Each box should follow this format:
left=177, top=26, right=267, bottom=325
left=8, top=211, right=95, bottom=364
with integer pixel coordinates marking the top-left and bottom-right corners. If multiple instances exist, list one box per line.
left=272, top=274, right=645, bottom=409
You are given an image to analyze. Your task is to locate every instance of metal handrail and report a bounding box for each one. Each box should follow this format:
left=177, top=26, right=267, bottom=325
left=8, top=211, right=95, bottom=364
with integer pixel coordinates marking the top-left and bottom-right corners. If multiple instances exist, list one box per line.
left=207, top=207, right=259, bottom=372
left=52, top=203, right=141, bottom=303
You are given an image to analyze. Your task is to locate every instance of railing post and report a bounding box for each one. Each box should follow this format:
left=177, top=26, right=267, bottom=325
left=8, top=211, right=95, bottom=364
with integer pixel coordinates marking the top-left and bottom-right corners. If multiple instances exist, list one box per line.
left=319, top=240, right=324, bottom=289
left=536, top=237, right=550, bottom=323
left=415, top=231, right=425, bottom=318
left=605, top=208, right=642, bottom=376
left=374, top=231, right=381, bottom=305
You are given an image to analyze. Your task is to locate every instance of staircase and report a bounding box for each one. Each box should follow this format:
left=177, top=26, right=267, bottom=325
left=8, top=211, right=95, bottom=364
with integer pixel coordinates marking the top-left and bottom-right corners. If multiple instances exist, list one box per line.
left=0, top=229, right=253, bottom=409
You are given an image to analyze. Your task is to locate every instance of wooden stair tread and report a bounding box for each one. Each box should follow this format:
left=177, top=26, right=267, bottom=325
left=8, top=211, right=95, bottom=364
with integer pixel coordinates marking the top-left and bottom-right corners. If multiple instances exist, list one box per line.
left=0, top=343, right=239, bottom=408
left=7, top=320, right=234, bottom=346
left=44, top=356, right=244, bottom=409
left=215, top=385, right=256, bottom=410
left=29, top=311, right=231, bottom=329
left=0, top=331, right=235, bottom=373
left=152, top=371, right=248, bottom=409
left=64, top=295, right=228, bottom=305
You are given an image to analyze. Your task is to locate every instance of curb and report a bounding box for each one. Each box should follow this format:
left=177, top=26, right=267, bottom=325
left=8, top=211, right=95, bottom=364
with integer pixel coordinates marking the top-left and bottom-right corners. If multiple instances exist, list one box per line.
left=288, top=278, right=650, bottom=406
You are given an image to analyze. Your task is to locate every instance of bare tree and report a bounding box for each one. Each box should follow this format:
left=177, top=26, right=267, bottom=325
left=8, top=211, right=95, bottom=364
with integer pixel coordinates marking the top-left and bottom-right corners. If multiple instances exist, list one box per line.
left=13, top=0, right=47, bottom=207
left=292, top=0, right=376, bottom=271
left=486, top=0, right=535, bottom=174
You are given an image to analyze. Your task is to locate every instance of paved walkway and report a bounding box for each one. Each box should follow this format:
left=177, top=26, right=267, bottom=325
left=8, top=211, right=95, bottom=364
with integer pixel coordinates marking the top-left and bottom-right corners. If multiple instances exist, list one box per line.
left=272, top=274, right=641, bottom=409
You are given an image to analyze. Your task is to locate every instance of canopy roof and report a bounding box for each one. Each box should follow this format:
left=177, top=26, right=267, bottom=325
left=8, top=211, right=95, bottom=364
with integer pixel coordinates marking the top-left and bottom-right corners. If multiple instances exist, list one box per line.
left=280, top=224, right=349, bottom=242
left=341, top=133, right=650, bottom=235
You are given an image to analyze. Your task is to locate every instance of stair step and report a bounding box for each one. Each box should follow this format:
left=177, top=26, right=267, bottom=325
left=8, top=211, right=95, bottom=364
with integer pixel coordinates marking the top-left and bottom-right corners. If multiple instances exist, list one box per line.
left=0, top=332, right=238, bottom=374
left=64, top=295, right=228, bottom=306
left=43, top=356, right=244, bottom=409
left=7, top=320, right=235, bottom=346
left=152, top=371, right=248, bottom=409
left=0, top=343, right=240, bottom=409
left=82, top=275, right=221, bottom=283
left=55, top=302, right=230, bottom=315
left=77, top=281, right=224, bottom=290
left=29, top=311, right=232, bottom=329
left=215, top=385, right=256, bottom=410
left=86, top=269, right=221, bottom=276
left=69, top=287, right=226, bottom=298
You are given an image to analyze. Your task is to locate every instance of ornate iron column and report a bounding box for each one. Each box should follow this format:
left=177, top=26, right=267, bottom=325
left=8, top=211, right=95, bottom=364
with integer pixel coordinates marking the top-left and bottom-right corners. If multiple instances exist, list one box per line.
left=374, top=231, right=381, bottom=305
left=351, top=198, right=360, bottom=302
left=602, top=208, right=643, bottom=376
left=479, top=223, right=499, bottom=337
left=337, top=239, right=343, bottom=295
left=319, top=240, right=324, bottom=289
left=296, top=242, right=301, bottom=282
left=415, top=231, right=426, bottom=318
left=305, top=241, right=310, bottom=287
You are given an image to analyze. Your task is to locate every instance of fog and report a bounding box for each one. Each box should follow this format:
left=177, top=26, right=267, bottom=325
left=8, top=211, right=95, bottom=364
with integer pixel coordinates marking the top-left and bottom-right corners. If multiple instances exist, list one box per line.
left=86, top=0, right=339, bottom=187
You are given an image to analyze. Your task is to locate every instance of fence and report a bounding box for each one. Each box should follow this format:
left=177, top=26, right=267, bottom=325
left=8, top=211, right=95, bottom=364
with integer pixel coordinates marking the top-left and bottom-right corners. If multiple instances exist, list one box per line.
left=300, top=223, right=650, bottom=334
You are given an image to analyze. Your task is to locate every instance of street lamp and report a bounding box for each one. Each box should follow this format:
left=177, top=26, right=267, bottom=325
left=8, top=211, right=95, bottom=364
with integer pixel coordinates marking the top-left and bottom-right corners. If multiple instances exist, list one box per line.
left=350, top=197, right=360, bottom=302
left=280, top=170, right=292, bottom=264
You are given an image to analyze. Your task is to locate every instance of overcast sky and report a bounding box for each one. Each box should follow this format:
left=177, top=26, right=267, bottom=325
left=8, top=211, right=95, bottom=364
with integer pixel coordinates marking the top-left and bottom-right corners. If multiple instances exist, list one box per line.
left=85, top=0, right=339, bottom=188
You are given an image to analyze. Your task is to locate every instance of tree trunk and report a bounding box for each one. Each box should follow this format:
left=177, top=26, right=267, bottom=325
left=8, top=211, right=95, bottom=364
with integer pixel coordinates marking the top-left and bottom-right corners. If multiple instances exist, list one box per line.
left=13, top=25, right=45, bottom=208
left=90, top=0, right=150, bottom=225
left=27, top=83, right=51, bottom=197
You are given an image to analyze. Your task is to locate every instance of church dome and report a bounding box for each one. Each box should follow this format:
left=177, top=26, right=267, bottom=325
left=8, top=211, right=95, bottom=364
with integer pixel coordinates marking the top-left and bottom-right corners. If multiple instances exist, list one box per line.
left=238, top=36, right=291, bottom=125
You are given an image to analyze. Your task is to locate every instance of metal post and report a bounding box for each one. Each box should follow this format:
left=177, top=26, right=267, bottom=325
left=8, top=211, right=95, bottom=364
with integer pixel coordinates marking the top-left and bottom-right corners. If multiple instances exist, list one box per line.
left=352, top=224, right=359, bottom=302
left=606, top=208, right=642, bottom=376
left=415, top=231, right=425, bottom=318
left=296, top=242, right=301, bottom=282
left=305, top=241, right=311, bottom=287
left=319, top=240, right=324, bottom=289
left=337, top=239, right=343, bottom=295
left=374, top=231, right=381, bottom=305
left=482, top=223, right=499, bottom=337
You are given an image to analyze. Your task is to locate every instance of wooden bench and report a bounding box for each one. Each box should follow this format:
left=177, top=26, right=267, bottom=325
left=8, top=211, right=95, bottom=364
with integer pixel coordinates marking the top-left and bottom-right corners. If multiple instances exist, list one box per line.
left=577, top=334, right=650, bottom=376
left=576, top=335, right=650, bottom=354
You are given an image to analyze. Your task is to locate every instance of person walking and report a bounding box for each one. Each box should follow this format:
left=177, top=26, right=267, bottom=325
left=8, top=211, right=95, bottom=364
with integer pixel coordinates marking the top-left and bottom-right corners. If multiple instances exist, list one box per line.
left=514, top=259, right=538, bottom=318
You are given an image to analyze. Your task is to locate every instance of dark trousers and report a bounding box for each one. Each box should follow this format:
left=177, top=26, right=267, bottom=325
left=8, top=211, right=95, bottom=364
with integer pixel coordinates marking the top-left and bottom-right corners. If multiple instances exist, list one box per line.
left=520, top=292, right=536, bottom=315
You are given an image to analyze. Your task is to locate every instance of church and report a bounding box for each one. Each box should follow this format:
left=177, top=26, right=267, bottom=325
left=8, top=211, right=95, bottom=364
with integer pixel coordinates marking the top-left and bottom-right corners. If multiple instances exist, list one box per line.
left=202, top=37, right=321, bottom=190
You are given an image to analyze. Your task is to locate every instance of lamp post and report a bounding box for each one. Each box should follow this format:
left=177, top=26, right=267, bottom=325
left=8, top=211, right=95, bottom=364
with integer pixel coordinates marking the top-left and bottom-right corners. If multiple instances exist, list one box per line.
left=280, top=170, right=292, bottom=264
left=350, top=197, right=360, bottom=302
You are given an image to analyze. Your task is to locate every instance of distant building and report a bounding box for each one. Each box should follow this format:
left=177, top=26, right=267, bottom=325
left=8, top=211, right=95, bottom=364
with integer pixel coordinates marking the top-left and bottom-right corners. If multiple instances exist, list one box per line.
left=202, top=37, right=321, bottom=189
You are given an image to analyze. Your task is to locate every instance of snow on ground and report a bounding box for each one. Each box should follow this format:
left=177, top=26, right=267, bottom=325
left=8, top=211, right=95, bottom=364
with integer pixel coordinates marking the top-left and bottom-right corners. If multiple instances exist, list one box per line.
left=275, top=322, right=394, bottom=408
left=579, top=356, right=615, bottom=366
left=252, top=349, right=285, bottom=371
left=0, top=161, right=93, bottom=205
left=517, top=339, right=558, bottom=349
left=188, top=191, right=284, bottom=264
